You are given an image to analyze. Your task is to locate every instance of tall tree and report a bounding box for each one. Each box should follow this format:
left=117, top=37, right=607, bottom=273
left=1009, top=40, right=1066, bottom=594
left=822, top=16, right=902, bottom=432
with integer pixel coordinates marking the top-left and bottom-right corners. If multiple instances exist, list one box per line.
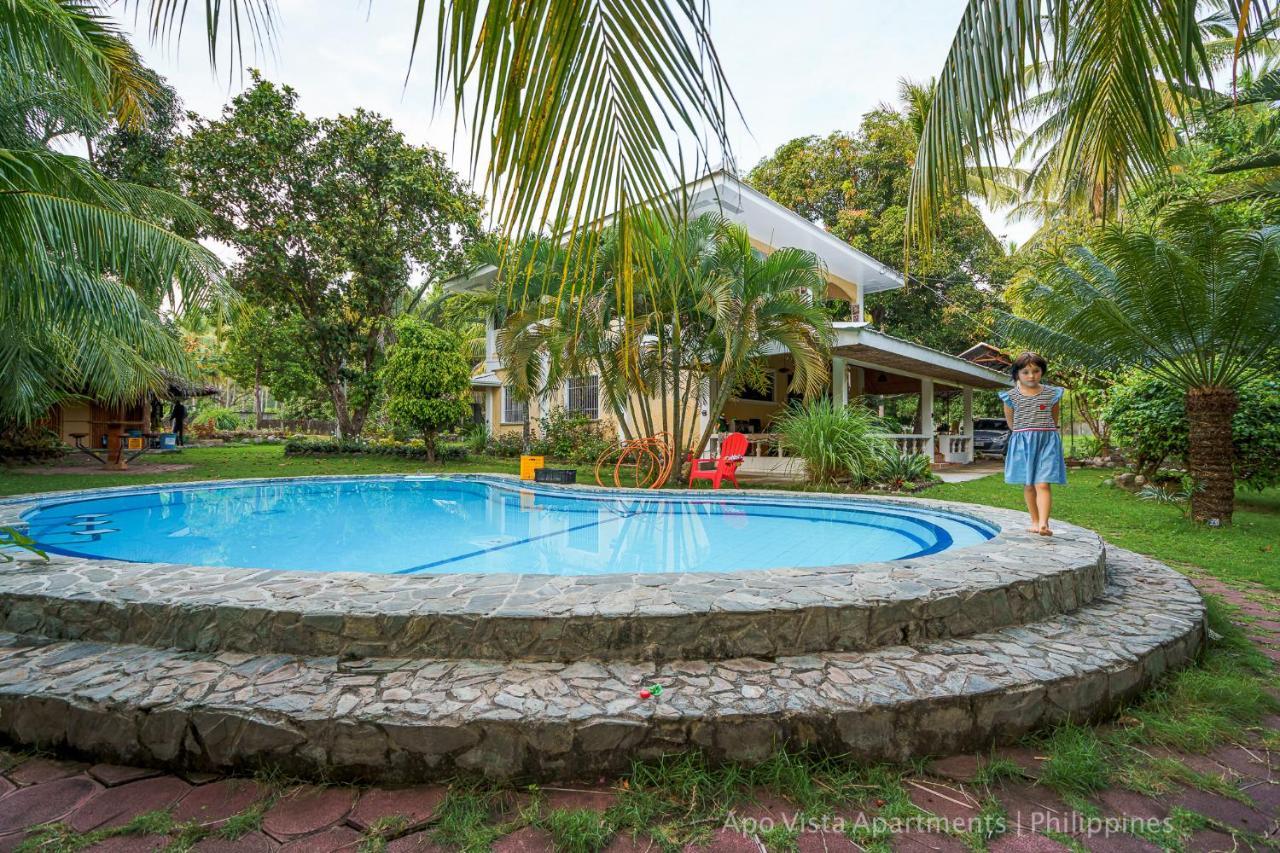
left=179, top=74, right=483, bottom=438
left=748, top=85, right=1011, bottom=354
left=1002, top=204, right=1280, bottom=525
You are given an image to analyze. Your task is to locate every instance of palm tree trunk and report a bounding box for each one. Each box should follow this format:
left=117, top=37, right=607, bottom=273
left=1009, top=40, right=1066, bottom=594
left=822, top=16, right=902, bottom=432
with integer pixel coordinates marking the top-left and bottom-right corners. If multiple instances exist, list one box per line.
left=1185, top=386, right=1237, bottom=525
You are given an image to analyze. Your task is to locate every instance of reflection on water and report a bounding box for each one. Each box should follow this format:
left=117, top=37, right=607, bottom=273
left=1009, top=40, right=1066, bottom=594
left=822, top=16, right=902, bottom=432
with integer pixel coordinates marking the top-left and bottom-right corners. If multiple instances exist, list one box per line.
left=23, top=478, right=997, bottom=575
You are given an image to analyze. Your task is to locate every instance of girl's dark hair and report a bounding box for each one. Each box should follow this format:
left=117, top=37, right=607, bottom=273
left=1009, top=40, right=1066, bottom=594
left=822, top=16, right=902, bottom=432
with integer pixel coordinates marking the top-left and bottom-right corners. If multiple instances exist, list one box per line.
left=1010, top=351, right=1047, bottom=380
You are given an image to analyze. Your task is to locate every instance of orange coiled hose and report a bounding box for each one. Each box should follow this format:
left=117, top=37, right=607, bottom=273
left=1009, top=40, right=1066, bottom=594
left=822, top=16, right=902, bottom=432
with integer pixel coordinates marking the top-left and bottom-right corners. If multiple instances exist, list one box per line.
left=593, top=432, right=674, bottom=489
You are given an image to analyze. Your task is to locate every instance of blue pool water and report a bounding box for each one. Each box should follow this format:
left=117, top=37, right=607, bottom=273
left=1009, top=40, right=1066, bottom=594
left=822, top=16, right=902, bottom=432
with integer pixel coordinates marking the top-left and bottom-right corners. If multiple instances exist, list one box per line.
left=20, top=477, right=997, bottom=575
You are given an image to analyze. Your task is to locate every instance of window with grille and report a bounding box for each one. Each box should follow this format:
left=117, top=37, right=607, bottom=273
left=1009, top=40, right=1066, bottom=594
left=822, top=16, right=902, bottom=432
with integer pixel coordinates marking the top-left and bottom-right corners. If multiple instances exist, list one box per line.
left=502, top=387, right=528, bottom=423
left=565, top=375, right=599, bottom=419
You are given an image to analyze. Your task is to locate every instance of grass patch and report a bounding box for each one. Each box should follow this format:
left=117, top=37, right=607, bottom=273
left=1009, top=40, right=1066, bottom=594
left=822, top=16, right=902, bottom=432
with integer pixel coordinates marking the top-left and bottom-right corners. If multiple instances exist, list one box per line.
left=429, top=783, right=521, bottom=853
left=0, top=444, right=592, bottom=499
left=929, top=468, right=1280, bottom=591
left=1037, top=725, right=1111, bottom=797
left=539, top=808, right=613, bottom=853
left=972, top=755, right=1030, bottom=787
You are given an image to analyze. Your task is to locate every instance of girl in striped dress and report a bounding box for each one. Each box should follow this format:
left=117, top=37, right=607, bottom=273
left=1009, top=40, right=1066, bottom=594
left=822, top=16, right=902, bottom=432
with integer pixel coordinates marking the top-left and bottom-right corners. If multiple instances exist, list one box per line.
left=998, top=352, right=1067, bottom=536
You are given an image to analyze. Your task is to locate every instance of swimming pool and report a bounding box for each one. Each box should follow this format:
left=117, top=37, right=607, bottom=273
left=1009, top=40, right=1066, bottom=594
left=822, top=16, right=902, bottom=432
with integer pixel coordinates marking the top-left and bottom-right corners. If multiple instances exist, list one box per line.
left=19, top=476, right=998, bottom=575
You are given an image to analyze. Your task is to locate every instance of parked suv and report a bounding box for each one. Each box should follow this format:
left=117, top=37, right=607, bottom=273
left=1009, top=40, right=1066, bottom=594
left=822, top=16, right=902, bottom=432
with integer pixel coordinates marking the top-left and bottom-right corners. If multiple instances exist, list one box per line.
left=972, top=417, right=1011, bottom=458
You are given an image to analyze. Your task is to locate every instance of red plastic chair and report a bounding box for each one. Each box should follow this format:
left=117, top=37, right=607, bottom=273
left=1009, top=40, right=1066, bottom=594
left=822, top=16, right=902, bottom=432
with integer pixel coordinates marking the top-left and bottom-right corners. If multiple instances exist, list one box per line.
left=688, top=432, right=748, bottom=489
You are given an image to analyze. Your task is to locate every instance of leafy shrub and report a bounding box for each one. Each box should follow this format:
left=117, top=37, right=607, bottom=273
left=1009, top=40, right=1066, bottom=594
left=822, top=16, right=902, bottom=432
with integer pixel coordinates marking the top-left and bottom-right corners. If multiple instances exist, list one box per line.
left=529, top=407, right=612, bottom=465
left=464, top=423, right=490, bottom=455
left=1065, top=434, right=1102, bottom=459
left=284, top=437, right=467, bottom=462
left=775, top=399, right=894, bottom=485
left=876, top=452, right=933, bottom=490
left=192, top=406, right=241, bottom=431
left=0, top=426, right=65, bottom=462
left=381, top=319, right=472, bottom=461
left=1101, top=373, right=1280, bottom=489
left=486, top=432, right=525, bottom=458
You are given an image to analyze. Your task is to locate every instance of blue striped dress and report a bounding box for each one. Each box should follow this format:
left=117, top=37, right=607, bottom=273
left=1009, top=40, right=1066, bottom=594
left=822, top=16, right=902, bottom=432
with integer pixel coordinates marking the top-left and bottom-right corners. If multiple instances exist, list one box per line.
left=998, top=384, right=1067, bottom=485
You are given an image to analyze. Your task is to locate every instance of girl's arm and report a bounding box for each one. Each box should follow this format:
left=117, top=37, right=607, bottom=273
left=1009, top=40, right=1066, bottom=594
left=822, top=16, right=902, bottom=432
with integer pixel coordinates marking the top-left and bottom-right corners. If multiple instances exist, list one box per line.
left=1003, top=404, right=1015, bottom=430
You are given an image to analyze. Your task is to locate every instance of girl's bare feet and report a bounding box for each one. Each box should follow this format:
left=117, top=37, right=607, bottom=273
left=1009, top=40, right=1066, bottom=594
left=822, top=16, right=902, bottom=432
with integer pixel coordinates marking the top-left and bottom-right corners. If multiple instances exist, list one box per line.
left=1038, top=524, right=1053, bottom=536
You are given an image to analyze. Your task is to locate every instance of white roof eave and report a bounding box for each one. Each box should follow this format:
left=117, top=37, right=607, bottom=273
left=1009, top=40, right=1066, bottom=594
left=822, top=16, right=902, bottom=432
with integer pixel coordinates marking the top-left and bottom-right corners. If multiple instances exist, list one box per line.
left=443, top=171, right=906, bottom=296
left=833, top=323, right=1011, bottom=388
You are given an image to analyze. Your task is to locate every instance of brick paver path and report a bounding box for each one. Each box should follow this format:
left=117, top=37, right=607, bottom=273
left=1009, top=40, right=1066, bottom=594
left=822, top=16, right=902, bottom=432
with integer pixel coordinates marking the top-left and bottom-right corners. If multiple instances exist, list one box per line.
left=0, top=576, right=1275, bottom=852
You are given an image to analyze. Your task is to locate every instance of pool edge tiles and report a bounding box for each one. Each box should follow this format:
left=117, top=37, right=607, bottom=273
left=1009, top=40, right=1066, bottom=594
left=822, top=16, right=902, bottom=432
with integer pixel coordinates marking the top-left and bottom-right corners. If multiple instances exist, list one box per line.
left=0, top=474, right=1106, bottom=662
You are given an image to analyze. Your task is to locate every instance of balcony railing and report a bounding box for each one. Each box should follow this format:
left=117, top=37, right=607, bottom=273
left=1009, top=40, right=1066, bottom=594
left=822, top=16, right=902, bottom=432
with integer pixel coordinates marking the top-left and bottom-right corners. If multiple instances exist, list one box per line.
left=705, top=431, right=974, bottom=478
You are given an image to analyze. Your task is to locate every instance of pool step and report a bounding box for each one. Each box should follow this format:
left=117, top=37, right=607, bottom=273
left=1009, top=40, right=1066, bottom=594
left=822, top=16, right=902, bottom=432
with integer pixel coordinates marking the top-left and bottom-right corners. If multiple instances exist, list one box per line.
left=0, top=517, right=1106, bottom=662
left=0, top=547, right=1203, bottom=782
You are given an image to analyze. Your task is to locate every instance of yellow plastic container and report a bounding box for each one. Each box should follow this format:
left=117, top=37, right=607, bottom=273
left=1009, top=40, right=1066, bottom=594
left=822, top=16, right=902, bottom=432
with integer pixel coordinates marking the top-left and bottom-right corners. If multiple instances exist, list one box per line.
left=519, top=455, right=545, bottom=480
left=126, top=437, right=145, bottom=450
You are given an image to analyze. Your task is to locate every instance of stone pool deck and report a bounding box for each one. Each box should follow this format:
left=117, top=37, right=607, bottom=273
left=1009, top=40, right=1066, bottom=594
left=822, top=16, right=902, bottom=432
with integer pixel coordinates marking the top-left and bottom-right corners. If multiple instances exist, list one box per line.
left=0, top=477, right=1206, bottom=785
left=0, top=476, right=1105, bottom=662
left=0, top=548, right=1202, bottom=783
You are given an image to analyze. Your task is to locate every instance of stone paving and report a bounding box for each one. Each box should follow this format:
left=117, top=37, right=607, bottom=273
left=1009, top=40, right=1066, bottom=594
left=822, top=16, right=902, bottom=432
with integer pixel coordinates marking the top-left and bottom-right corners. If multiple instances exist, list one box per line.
left=0, top=548, right=1202, bottom=783
left=0, top=476, right=1106, bottom=662
left=0, top=708, right=1273, bottom=851
left=0, top=567, right=1273, bottom=850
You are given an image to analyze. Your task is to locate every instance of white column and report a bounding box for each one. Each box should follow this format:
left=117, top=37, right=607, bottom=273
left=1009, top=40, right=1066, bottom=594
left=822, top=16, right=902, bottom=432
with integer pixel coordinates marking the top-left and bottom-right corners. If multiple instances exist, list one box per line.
left=962, top=386, right=974, bottom=463
left=920, top=377, right=935, bottom=459
left=485, top=319, right=500, bottom=370
left=831, top=356, right=848, bottom=407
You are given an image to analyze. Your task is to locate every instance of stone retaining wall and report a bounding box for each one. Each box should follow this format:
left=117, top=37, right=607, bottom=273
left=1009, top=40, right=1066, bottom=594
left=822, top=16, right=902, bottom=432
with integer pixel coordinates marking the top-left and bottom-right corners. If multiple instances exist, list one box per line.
left=0, top=549, right=1203, bottom=783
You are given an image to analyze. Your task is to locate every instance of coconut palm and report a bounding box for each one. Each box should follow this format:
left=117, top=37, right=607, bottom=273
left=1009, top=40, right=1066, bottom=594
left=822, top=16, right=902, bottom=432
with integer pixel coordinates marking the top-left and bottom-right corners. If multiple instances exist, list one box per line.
left=1, top=0, right=226, bottom=424
left=123, top=0, right=735, bottom=280
left=907, top=0, right=1278, bottom=252
left=1002, top=204, right=1280, bottom=524
left=5, top=0, right=735, bottom=421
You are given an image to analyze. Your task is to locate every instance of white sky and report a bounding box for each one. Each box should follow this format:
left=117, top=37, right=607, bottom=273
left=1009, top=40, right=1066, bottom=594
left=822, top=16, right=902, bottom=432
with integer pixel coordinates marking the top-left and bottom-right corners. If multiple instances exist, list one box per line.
left=113, top=0, right=1034, bottom=246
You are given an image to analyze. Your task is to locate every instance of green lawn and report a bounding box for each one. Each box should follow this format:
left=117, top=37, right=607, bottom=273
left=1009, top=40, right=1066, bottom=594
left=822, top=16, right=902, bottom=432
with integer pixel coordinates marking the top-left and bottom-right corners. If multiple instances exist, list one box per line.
left=931, top=468, right=1280, bottom=592
left=2, top=444, right=1276, bottom=590
left=0, top=444, right=591, bottom=499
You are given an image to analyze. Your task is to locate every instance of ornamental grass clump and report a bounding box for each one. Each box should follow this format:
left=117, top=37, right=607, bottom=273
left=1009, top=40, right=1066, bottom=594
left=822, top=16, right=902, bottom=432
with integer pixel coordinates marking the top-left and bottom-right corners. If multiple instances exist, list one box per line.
left=776, top=399, right=894, bottom=486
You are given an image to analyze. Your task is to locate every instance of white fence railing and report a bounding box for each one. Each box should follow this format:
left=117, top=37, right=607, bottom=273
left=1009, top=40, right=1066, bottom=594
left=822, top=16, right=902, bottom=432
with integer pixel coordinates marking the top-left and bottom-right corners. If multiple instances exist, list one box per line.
left=705, top=432, right=975, bottom=475
left=883, top=433, right=930, bottom=456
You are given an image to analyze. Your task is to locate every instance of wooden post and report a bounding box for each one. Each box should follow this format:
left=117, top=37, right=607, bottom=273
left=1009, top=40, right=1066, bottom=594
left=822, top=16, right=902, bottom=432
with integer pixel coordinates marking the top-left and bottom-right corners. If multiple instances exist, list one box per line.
left=105, top=421, right=127, bottom=470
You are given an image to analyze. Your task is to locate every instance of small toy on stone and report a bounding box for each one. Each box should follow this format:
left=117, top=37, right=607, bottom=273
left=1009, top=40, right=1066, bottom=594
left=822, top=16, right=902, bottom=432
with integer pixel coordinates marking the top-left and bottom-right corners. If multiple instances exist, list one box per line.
left=639, top=689, right=651, bottom=699
left=650, top=684, right=664, bottom=696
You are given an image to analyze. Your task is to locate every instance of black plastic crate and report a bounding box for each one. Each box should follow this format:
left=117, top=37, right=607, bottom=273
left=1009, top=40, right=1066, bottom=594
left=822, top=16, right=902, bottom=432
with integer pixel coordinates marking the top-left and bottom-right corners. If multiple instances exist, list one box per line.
left=534, top=467, right=577, bottom=485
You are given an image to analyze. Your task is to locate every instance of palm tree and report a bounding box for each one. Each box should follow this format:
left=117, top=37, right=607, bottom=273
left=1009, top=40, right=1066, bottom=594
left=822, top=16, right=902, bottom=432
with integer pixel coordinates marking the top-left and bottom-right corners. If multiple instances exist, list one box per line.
left=1, top=0, right=226, bottom=425
left=120, top=0, right=736, bottom=286
left=5, top=0, right=737, bottom=424
left=493, top=213, right=833, bottom=483
left=689, top=221, right=835, bottom=464
left=895, top=77, right=1024, bottom=211
left=1002, top=204, right=1280, bottom=524
left=907, top=0, right=1277, bottom=253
